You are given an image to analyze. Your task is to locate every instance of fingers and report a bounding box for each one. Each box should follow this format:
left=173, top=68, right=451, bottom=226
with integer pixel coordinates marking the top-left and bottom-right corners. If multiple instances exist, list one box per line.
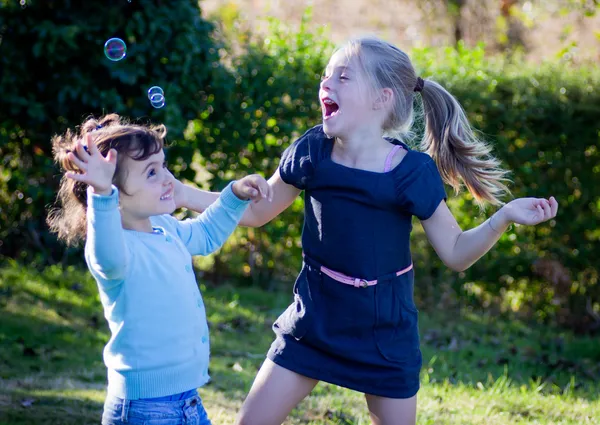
left=234, top=175, right=272, bottom=202
left=75, top=138, right=89, bottom=160
left=242, top=184, right=260, bottom=200
left=511, top=196, right=558, bottom=227
left=244, top=175, right=272, bottom=202
left=256, top=176, right=272, bottom=202
left=266, top=181, right=273, bottom=203
left=86, top=134, right=99, bottom=154
left=533, top=197, right=558, bottom=223
left=535, top=202, right=544, bottom=220
left=80, top=134, right=108, bottom=158
left=67, top=151, right=88, bottom=171
left=77, top=132, right=117, bottom=166
left=65, top=170, right=87, bottom=182
left=549, top=196, right=558, bottom=217
left=540, top=198, right=551, bottom=219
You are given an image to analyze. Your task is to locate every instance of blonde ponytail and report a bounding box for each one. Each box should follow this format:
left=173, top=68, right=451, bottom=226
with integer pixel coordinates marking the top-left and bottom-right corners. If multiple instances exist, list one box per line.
left=419, top=79, right=511, bottom=206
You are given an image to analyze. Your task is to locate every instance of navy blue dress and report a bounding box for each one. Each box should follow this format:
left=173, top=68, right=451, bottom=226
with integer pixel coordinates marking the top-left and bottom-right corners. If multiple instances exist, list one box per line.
left=267, top=125, right=447, bottom=398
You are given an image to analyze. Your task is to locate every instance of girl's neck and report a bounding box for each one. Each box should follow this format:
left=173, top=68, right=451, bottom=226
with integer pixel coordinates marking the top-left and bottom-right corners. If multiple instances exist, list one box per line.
left=333, top=127, right=389, bottom=162
left=121, top=215, right=154, bottom=233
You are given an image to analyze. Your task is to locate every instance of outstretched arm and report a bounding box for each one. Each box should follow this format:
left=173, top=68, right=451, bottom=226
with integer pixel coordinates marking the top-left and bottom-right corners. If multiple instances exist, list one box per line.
left=422, top=197, right=558, bottom=272
left=176, top=169, right=301, bottom=227
left=174, top=180, right=251, bottom=256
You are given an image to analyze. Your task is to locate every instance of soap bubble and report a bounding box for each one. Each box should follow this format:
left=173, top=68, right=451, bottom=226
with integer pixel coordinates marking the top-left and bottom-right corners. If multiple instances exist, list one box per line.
left=150, top=93, right=165, bottom=109
left=104, top=38, right=127, bottom=62
left=147, top=86, right=164, bottom=99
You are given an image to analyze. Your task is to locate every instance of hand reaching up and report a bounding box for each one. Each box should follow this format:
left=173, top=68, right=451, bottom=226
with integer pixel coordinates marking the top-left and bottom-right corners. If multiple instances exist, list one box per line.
left=65, top=134, right=117, bottom=196
left=233, top=174, right=272, bottom=202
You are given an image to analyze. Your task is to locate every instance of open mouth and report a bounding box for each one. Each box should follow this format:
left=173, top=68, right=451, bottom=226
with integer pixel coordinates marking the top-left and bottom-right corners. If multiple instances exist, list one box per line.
left=160, top=187, right=173, bottom=201
left=322, top=98, right=340, bottom=119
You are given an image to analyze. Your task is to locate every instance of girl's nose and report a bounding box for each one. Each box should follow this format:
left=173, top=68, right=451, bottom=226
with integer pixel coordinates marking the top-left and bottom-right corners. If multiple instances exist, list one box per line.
left=321, top=73, right=335, bottom=90
left=163, top=169, right=174, bottom=184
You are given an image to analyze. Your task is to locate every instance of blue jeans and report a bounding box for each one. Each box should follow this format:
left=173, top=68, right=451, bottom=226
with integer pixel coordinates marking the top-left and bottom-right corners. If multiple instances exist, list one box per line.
left=101, top=392, right=212, bottom=425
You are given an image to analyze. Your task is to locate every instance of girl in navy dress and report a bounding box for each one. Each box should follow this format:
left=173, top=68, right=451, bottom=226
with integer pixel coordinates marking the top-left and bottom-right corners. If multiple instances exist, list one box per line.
left=188, top=36, right=558, bottom=425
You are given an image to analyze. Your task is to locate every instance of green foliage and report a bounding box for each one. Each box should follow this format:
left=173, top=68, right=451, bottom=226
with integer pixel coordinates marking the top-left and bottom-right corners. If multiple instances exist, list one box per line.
left=0, top=0, right=219, bottom=261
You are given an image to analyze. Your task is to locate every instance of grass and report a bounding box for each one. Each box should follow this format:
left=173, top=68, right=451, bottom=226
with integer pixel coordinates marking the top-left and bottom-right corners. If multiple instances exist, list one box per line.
left=0, top=260, right=599, bottom=424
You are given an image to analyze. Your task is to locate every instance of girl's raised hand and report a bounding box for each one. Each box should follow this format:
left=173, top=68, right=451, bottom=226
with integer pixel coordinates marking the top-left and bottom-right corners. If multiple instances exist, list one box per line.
left=232, top=174, right=272, bottom=202
left=65, top=134, right=117, bottom=195
left=501, top=196, right=558, bottom=226
left=173, top=178, right=188, bottom=210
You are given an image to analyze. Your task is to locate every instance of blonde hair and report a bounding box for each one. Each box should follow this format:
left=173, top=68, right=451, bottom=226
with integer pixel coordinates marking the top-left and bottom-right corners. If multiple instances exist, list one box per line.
left=342, top=37, right=511, bottom=206
left=47, top=114, right=167, bottom=246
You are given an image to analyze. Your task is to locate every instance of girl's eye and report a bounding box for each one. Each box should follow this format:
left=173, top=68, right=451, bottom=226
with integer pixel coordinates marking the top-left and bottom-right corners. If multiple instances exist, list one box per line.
left=340, top=75, right=349, bottom=81
left=162, top=161, right=167, bottom=168
left=148, top=168, right=156, bottom=178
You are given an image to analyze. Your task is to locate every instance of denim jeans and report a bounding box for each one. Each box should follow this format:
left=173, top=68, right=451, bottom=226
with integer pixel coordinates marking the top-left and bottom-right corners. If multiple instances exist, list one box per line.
left=101, top=393, right=212, bottom=425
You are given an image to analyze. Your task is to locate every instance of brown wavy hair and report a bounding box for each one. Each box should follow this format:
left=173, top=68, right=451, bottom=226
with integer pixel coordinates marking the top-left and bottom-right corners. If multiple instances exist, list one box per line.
left=47, top=114, right=167, bottom=246
left=342, top=37, right=511, bottom=206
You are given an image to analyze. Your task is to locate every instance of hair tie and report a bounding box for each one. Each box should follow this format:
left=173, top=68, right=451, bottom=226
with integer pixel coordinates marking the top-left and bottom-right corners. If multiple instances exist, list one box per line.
left=413, top=77, right=425, bottom=93
left=94, top=124, right=103, bottom=131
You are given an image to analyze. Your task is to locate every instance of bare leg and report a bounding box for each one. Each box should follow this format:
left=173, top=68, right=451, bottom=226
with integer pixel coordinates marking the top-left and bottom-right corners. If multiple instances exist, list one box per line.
left=365, top=393, right=417, bottom=425
left=235, top=358, right=319, bottom=425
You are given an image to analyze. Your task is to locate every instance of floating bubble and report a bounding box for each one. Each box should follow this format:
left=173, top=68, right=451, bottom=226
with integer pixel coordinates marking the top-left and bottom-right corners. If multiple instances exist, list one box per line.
left=147, top=86, right=164, bottom=99
left=150, top=93, right=165, bottom=109
left=104, top=38, right=127, bottom=62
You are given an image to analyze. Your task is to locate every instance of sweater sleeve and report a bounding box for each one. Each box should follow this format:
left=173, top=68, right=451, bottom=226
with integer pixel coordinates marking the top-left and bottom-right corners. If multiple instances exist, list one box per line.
left=173, top=182, right=250, bottom=256
left=84, top=186, right=129, bottom=287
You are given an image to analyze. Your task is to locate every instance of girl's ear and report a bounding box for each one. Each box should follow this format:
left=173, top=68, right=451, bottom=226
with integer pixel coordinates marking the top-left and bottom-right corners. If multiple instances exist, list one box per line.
left=373, top=88, right=394, bottom=110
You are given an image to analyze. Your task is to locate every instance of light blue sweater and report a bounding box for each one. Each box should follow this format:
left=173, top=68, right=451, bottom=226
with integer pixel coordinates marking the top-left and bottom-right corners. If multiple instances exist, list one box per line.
left=85, top=182, right=249, bottom=399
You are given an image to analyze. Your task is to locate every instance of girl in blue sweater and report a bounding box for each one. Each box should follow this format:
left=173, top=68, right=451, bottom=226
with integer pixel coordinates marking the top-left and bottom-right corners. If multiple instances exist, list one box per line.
left=47, top=113, right=270, bottom=425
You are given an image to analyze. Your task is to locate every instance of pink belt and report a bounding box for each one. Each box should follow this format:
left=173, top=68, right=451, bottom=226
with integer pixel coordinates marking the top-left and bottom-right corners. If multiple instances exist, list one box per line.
left=303, top=254, right=413, bottom=288
left=321, top=263, right=413, bottom=288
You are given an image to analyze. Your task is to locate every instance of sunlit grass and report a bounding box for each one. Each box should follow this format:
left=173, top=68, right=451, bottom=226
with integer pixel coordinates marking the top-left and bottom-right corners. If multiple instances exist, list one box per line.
left=1, top=261, right=598, bottom=424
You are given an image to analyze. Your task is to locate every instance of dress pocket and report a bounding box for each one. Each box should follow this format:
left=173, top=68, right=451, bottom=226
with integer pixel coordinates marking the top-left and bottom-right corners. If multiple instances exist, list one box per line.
left=272, top=264, right=317, bottom=340
left=373, top=270, right=420, bottom=363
